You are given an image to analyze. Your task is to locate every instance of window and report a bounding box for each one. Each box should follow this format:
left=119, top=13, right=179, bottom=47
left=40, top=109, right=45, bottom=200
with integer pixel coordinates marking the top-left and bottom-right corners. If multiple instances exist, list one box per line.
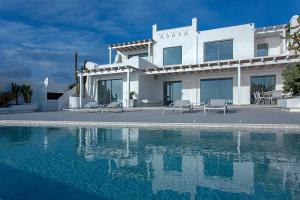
left=163, top=81, right=182, bottom=106
left=128, top=53, right=148, bottom=59
left=47, top=93, right=63, bottom=100
left=250, top=75, right=275, bottom=104
left=163, top=46, right=182, bottom=66
left=204, top=40, right=233, bottom=61
left=98, top=79, right=123, bottom=104
left=200, top=78, right=233, bottom=104
left=256, top=43, right=268, bottom=57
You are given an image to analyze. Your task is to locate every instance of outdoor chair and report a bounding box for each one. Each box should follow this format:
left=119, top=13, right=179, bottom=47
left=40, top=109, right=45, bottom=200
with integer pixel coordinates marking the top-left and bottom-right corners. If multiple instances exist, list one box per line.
left=63, top=102, right=102, bottom=114
left=100, top=101, right=124, bottom=114
left=82, top=102, right=103, bottom=114
left=163, top=100, right=193, bottom=115
left=204, top=99, right=228, bottom=115
left=255, top=91, right=269, bottom=104
left=271, top=90, right=283, bottom=104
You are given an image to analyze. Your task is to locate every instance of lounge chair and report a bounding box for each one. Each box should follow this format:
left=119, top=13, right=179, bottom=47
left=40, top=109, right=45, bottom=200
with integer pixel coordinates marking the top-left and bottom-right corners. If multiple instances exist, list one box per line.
left=100, top=101, right=123, bottom=114
left=163, top=100, right=193, bottom=115
left=62, top=102, right=102, bottom=114
left=204, top=99, right=228, bottom=115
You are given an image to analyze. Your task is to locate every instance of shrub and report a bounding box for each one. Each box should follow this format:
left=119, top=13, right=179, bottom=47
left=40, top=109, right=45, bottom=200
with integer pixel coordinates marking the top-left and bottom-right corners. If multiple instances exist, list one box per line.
left=282, top=64, right=300, bottom=96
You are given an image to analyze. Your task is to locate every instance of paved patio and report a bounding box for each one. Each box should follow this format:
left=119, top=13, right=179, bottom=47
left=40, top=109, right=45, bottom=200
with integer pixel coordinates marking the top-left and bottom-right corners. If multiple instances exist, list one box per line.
left=0, top=107, right=299, bottom=125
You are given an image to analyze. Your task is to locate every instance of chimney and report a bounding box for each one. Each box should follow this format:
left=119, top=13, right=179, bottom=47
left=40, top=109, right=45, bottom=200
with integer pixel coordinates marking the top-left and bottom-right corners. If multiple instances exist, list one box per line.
left=192, top=18, right=197, bottom=29
left=152, top=24, right=157, bottom=34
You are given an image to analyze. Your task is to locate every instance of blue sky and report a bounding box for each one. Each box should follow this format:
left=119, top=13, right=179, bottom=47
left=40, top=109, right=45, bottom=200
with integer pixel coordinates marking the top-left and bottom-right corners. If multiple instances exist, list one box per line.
left=0, top=0, right=299, bottom=83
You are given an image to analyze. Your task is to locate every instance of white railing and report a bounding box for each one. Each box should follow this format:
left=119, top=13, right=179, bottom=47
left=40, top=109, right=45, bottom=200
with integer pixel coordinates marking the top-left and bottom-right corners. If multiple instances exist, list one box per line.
left=58, top=86, right=76, bottom=111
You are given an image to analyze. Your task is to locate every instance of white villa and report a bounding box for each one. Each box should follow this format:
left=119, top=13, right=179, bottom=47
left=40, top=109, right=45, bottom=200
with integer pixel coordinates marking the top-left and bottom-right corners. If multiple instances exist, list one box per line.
left=75, top=15, right=300, bottom=108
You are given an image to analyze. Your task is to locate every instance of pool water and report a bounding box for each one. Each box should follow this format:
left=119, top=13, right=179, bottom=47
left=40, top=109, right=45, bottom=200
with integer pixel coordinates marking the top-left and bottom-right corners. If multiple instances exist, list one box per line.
left=0, top=126, right=299, bottom=200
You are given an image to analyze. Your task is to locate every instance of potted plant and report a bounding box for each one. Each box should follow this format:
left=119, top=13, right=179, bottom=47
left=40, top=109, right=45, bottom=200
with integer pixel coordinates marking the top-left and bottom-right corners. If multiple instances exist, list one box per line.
left=129, top=91, right=138, bottom=107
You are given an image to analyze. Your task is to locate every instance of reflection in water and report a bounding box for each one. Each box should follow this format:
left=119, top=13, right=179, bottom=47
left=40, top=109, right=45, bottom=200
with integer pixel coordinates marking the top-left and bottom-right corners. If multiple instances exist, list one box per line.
left=0, top=126, right=299, bottom=200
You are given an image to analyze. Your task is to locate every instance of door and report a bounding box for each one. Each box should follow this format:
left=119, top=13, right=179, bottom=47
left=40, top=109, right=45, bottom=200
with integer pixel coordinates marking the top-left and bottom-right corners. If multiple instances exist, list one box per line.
left=163, top=81, right=182, bottom=106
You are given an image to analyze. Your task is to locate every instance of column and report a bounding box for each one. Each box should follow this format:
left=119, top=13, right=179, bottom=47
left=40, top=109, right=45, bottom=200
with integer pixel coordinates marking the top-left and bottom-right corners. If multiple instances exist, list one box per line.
left=148, top=43, right=151, bottom=62
left=237, top=65, right=241, bottom=105
left=127, top=69, right=130, bottom=108
left=79, top=74, right=83, bottom=108
left=109, top=47, right=112, bottom=64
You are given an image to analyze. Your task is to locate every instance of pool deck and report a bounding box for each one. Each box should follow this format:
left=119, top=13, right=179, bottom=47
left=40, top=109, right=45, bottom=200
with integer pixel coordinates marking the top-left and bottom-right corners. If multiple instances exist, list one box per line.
left=0, top=106, right=300, bottom=130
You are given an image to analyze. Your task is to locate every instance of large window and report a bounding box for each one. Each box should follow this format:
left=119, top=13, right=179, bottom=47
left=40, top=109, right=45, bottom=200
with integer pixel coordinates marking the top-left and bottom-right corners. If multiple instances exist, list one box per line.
left=204, top=40, right=233, bottom=62
left=256, top=43, right=268, bottom=57
left=200, top=78, right=233, bottom=104
left=163, top=46, right=182, bottom=66
left=128, top=52, right=148, bottom=59
left=250, top=75, right=275, bottom=104
left=98, top=79, right=123, bottom=104
left=163, top=81, right=182, bottom=106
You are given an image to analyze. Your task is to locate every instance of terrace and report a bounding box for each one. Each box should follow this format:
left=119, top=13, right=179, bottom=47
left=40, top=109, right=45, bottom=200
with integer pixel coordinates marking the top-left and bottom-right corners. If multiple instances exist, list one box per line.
left=0, top=106, right=300, bottom=130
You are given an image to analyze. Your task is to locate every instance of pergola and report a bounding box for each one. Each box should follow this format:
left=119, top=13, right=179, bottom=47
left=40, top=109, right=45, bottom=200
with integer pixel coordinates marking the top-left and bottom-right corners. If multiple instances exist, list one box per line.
left=108, top=39, right=154, bottom=63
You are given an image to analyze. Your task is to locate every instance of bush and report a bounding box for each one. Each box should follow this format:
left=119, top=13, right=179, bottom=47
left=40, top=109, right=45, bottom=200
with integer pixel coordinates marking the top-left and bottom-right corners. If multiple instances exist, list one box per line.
left=282, top=64, right=300, bottom=96
left=0, top=91, right=15, bottom=107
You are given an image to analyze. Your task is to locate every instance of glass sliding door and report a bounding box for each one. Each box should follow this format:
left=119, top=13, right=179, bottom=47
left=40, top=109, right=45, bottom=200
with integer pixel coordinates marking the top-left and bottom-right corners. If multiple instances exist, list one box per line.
left=98, top=79, right=123, bottom=104
left=200, top=78, right=233, bottom=104
left=250, top=75, right=275, bottom=104
left=163, top=81, right=182, bottom=106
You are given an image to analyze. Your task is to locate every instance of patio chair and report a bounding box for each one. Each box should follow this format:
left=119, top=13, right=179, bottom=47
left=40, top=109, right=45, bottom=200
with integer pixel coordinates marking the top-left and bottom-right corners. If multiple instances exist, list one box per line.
left=163, top=100, right=193, bottom=115
left=63, top=102, right=102, bottom=114
left=255, top=91, right=268, bottom=104
left=271, top=90, right=282, bottom=104
left=253, top=92, right=259, bottom=104
left=204, top=99, right=228, bottom=115
left=82, top=102, right=103, bottom=114
left=100, top=101, right=124, bottom=114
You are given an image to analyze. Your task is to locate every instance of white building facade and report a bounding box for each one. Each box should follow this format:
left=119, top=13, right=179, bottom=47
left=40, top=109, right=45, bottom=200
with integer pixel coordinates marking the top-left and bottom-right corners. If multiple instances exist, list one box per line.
left=79, top=16, right=300, bottom=107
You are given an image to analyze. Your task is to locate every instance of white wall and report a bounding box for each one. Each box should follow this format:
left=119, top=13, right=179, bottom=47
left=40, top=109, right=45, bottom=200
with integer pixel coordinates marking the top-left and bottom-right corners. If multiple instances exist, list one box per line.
left=198, top=24, right=255, bottom=62
left=152, top=18, right=198, bottom=66
left=255, top=34, right=283, bottom=56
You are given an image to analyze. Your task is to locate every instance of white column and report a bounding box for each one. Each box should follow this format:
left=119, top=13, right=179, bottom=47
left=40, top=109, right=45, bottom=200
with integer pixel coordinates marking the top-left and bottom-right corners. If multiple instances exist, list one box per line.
left=109, top=47, right=112, bottom=64
left=79, top=74, right=83, bottom=108
left=283, top=30, right=287, bottom=54
left=237, top=65, right=241, bottom=105
left=127, top=69, right=130, bottom=108
left=148, top=43, right=151, bottom=62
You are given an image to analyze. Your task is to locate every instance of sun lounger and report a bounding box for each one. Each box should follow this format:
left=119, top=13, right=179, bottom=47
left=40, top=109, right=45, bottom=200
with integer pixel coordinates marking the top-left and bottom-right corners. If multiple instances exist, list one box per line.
left=204, top=99, right=228, bottom=115
left=163, top=100, right=193, bottom=115
left=100, top=101, right=123, bottom=113
left=62, top=102, right=102, bottom=114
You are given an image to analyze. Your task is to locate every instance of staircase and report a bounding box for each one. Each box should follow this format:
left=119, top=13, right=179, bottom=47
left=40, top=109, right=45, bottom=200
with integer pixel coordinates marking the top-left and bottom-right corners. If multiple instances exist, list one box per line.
left=58, top=87, right=76, bottom=111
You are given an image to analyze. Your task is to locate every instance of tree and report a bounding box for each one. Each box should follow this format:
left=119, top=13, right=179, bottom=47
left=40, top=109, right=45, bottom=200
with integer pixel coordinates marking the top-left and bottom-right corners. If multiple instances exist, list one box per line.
left=21, top=84, right=33, bottom=103
left=286, top=16, right=300, bottom=54
left=81, top=59, right=87, bottom=96
left=74, top=52, right=79, bottom=96
left=282, top=64, right=300, bottom=96
left=11, top=82, right=21, bottom=105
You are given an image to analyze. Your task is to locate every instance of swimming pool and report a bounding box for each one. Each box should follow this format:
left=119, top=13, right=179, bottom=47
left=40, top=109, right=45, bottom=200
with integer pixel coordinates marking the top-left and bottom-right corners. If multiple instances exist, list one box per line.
left=0, top=126, right=299, bottom=200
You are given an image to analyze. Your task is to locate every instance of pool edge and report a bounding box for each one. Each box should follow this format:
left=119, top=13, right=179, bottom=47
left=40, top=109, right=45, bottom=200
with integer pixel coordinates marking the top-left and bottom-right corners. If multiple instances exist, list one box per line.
left=0, top=120, right=300, bottom=131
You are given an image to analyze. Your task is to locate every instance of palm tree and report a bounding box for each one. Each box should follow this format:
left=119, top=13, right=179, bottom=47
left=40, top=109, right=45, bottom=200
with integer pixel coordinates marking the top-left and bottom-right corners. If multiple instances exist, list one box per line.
left=21, top=84, right=33, bottom=103
left=11, top=82, right=21, bottom=105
